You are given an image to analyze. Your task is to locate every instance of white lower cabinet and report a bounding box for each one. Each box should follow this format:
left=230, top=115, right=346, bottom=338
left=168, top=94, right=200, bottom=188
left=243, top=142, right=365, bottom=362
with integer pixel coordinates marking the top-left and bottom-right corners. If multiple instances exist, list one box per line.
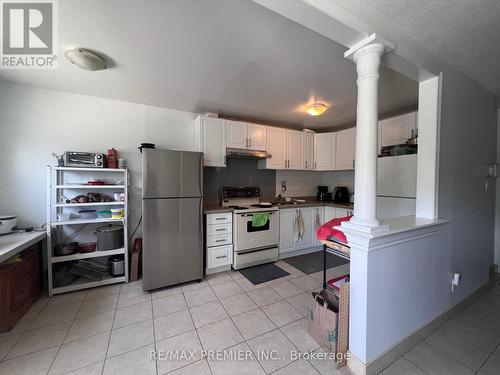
left=206, top=213, right=233, bottom=273
left=324, top=206, right=353, bottom=222
left=279, top=207, right=324, bottom=255
left=207, top=245, right=232, bottom=269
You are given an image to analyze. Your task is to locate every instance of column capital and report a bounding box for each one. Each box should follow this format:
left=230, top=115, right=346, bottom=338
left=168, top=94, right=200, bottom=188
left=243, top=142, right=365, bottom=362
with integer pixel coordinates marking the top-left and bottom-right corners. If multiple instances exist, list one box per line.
left=344, top=33, right=394, bottom=61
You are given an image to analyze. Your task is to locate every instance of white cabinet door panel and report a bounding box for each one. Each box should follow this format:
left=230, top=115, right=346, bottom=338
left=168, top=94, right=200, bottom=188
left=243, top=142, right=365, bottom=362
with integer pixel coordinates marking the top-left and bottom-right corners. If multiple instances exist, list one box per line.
left=279, top=209, right=297, bottom=254
left=377, top=154, right=417, bottom=198
left=335, top=127, right=356, bottom=170
left=226, top=120, right=247, bottom=149
left=261, top=127, right=286, bottom=169
left=303, top=132, right=315, bottom=170
left=379, top=112, right=416, bottom=148
left=200, top=117, right=226, bottom=167
left=286, top=130, right=304, bottom=170
left=248, top=123, right=267, bottom=150
left=314, top=133, right=335, bottom=170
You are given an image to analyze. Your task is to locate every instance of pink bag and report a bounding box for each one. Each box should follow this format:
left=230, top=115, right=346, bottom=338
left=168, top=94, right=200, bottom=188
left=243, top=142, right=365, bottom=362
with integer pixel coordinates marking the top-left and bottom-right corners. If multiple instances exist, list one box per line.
left=309, top=292, right=338, bottom=352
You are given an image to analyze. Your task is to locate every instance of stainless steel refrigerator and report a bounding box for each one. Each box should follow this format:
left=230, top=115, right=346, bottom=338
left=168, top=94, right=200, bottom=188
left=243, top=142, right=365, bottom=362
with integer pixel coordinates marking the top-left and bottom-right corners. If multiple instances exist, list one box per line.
left=142, top=148, right=203, bottom=291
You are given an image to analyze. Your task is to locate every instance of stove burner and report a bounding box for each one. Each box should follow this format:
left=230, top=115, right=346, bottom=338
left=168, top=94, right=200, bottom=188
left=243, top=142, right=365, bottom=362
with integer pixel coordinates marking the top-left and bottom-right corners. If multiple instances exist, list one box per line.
left=251, top=204, right=274, bottom=208
left=228, top=205, right=248, bottom=210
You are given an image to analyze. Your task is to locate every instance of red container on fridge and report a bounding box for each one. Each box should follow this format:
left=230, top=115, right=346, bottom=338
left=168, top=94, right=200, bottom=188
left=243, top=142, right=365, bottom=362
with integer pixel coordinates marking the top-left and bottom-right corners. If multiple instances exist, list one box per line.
left=107, top=148, right=118, bottom=169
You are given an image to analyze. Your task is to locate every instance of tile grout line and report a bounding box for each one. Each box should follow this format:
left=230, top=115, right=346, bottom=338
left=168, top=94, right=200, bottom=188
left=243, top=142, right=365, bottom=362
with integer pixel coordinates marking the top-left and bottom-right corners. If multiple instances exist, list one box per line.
left=404, top=341, right=473, bottom=374
left=472, top=341, right=500, bottom=374
left=148, top=289, right=159, bottom=375
left=99, top=284, right=125, bottom=375
left=46, top=290, right=89, bottom=375
left=181, top=283, right=214, bottom=375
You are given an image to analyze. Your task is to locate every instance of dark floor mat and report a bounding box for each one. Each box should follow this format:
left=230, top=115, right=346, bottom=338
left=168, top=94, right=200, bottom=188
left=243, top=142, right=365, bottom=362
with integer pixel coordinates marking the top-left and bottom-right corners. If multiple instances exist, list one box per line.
left=239, top=263, right=290, bottom=285
left=283, top=251, right=349, bottom=274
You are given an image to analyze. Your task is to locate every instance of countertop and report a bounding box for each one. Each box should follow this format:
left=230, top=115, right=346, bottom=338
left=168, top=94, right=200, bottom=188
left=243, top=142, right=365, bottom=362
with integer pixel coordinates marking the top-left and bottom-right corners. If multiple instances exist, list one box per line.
left=204, top=199, right=353, bottom=214
left=0, top=231, right=46, bottom=264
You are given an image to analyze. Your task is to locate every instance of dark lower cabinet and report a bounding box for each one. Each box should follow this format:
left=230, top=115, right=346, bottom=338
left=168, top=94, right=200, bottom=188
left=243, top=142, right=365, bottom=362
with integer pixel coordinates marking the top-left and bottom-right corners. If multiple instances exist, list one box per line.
left=0, top=245, right=40, bottom=333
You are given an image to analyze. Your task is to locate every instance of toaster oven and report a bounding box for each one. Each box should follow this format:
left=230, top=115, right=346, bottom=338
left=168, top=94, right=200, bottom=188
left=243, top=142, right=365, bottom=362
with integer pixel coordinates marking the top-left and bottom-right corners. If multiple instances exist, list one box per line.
left=63, top=151, right=104, bottom=168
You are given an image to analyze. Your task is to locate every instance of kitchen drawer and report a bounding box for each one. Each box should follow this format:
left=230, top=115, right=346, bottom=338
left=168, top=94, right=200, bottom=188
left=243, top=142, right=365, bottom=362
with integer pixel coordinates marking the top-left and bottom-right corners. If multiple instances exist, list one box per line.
left=207, top=234, right=232, bottom=247
left=206, top=223, right=232, bottom=236
left=207, top=245, right=232, bottom=269
left=206, top=212, right=232, bottom=225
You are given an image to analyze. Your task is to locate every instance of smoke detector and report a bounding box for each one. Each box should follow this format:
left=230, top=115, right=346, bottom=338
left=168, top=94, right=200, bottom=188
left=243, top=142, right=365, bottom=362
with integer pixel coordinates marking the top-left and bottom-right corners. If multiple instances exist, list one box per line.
left=64, top=48, right=107, bottom=71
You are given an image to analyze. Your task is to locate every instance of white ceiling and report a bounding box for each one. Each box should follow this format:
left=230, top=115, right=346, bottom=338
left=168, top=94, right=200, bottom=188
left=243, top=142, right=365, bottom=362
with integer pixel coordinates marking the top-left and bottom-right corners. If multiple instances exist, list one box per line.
left=0, top=0, right=418, bottom=130
left=354, top=0, right=500, bottom=97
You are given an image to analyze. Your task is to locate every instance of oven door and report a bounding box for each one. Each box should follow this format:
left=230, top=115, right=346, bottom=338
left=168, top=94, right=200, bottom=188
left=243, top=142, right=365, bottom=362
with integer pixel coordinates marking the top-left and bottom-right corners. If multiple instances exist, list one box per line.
left=234, top=211, right=279, bottom=252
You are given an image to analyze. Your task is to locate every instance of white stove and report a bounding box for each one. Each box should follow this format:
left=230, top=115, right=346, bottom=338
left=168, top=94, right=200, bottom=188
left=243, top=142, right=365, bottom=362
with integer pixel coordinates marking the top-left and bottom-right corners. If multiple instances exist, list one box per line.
left=220, top=187, right=279, bottom=270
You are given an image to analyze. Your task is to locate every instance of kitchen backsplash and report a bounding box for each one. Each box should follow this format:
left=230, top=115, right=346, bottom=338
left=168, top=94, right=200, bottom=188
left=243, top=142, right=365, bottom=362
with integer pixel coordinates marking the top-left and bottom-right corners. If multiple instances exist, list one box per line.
left=204, top=158, right=276, bottom=201
left=322, top=170, right=355, bottom=194
left=275, top=170, right=323, bottom=197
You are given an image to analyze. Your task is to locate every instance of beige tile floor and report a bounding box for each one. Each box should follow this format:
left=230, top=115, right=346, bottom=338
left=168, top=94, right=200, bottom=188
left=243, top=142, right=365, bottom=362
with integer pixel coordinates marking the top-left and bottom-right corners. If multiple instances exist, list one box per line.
left=1, top=260, right=498, bottom=375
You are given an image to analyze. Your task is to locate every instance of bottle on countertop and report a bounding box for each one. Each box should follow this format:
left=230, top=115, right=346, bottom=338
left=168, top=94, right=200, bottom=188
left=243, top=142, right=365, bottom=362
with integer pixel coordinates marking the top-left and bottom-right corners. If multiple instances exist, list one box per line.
left=107, top=148, right=118, bottom=169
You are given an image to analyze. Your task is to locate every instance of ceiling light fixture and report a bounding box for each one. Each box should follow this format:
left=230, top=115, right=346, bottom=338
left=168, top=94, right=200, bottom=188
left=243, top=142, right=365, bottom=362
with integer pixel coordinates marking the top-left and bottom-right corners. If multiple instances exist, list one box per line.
left=64, top=48, right=107, bottom=71
left=306, top=102, right=328, bottom=116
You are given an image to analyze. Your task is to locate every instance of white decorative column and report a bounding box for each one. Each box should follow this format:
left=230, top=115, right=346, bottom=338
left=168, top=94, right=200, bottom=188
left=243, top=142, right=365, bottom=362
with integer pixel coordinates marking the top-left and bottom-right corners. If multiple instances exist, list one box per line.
left=343, top=34, right=394, bottom=233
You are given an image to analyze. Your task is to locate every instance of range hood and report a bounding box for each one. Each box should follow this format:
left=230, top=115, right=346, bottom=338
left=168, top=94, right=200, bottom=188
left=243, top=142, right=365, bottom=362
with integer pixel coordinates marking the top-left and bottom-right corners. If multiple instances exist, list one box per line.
left=226, top=148, right=272, bottom=159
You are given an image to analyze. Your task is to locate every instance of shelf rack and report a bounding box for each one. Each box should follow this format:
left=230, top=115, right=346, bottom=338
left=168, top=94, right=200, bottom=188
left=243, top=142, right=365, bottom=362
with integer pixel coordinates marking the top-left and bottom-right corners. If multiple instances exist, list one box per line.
left=46, top=166, right=129, bottom=296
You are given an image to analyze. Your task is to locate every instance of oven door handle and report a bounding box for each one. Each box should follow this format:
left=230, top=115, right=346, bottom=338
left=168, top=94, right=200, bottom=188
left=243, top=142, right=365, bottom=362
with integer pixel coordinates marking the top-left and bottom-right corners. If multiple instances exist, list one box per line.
left=239, top=212, right=275, bottom=217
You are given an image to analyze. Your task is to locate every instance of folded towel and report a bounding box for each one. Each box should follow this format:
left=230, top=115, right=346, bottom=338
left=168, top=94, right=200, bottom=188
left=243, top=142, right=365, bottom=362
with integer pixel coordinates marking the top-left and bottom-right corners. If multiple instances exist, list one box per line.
left=314, top=208, right=321, bottom=229
left=252, top=212, right=269, bottom=227
left=293, top=209, right=305, bottom=244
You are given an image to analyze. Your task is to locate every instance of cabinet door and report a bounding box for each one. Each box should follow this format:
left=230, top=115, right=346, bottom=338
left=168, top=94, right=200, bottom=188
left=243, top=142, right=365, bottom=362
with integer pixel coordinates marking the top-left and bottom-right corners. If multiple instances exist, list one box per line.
left=261, top=127, right=286, bottom=169
left=313, top=207, right=324, bottom=246
left=335, top=127, right=356, bottom=170
left=248, top=123, right=267, bottom=150
left=379, top=112, right=416, bottom=148
left=202, top=117, right=226, bottom=167
left=286, top=130, right=304, bottom=170
left=279, top=209, right=297, bottom=254
left=335, top=207, right=349, bottom=218
left=226, top=120, right=247, bottom=149
left=298, top=208, right=314, bottom=249
left=303, top=132, right=315, bottom=170
left=314, top=133, right=335, bottom=170
left=324, top=207, right=336, bottom=222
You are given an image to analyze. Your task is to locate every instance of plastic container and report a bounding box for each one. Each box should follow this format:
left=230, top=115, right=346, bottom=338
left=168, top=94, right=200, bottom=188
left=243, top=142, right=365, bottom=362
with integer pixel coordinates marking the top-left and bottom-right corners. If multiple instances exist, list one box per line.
left=110, top=208, right=124, bottom=219
left=97, top=210, right=112, bottom=219
left=78, top=210, right=97, bottom=219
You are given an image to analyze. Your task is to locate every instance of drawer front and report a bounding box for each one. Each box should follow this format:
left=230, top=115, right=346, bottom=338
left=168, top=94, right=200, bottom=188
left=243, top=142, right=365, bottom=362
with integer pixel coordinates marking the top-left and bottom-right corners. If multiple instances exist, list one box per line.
left=206, top=213, right=232, bottom=225
left=206, top=223, right=232, bottom=236
left=207, top=234, right=232, bottom=247
left=207, top=245, right=232, bottom=268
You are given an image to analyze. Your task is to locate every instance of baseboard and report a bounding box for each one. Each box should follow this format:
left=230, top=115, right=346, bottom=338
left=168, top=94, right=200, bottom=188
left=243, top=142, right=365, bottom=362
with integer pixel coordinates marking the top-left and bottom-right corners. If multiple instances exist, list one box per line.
left=278, top=246, right=323, bottom=260
left=349, top=278, right=495, bottom=375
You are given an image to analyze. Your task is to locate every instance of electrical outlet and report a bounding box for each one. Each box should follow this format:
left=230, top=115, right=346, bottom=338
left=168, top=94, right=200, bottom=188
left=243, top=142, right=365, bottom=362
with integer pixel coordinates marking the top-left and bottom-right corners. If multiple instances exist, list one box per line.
left=451, top=272, right=461, bottom=292
left=282, top=180, right=287, bottom=192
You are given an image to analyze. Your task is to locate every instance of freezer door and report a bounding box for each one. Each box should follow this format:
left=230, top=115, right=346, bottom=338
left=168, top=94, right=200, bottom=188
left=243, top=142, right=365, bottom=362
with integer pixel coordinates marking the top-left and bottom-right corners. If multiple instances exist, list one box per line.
left=142, top=197, right=203, bottom=290
left=142, top=148, right=203, bottom=198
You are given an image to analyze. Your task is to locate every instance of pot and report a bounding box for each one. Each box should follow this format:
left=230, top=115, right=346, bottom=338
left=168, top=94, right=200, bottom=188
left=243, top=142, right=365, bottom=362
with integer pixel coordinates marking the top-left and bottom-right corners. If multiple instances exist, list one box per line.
left=108, top=255, right=125, bottom=277
left=96, top=224, right=124, bottom=251
left=0, top=215, right=17, bottom=235
left=54, top=242, right=79, bottom=257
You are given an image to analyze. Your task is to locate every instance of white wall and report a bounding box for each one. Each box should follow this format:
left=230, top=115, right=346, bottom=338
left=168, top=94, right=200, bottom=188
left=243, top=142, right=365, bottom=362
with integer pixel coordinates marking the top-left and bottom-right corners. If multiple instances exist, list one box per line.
left=0, top=82, right=198, bottom=233
left=322, top=170, right=354, bottom=194
left=275, top=170, right=323, bottom=197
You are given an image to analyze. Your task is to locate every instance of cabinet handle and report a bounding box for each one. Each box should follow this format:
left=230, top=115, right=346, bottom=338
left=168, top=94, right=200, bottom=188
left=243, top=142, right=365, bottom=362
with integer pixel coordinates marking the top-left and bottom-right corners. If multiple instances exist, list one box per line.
left=215, top=218, right=225, bottom=221
left=215, top=239, right=225, bottom=243
left=248, top=138, right=251, bottom=148
left=215, top=228, right=225, bottom=232
left=216, top=255, right=227, bottom=259
left=352, top=159, right=355, bottom=168
left=305, top=161, right=307, bottom=169
left=315, top=162, right=317, bottom=170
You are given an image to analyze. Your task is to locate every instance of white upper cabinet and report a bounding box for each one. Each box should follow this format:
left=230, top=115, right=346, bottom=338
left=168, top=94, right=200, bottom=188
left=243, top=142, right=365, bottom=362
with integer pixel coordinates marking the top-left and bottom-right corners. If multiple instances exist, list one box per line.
left=226, top=120, right=267, bottom=150
left=247, top=123, right=267, bottom=150
left=259, top=128, right=303, bottom=170
left=303, top=131, right=315, bottom=170
left=226, top=120, right=248, bottom=149
left=335, top=127, right=356, bottom=170
left=286, top=130, right=304, bottom=169
left=195, top=116, right=226, bottom=167
left=314, top=132, right=336, bottom=170
left=259, top=126, right=286, bottom=169
left=378, top=111, right=417, bottom=151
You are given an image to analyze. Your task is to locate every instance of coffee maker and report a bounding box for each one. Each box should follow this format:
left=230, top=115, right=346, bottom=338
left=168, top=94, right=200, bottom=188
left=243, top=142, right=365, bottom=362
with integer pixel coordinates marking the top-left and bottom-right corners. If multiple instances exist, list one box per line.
left=333, top=186, right=350, bottom=203
left=317, top=186, right=330, bottom=202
